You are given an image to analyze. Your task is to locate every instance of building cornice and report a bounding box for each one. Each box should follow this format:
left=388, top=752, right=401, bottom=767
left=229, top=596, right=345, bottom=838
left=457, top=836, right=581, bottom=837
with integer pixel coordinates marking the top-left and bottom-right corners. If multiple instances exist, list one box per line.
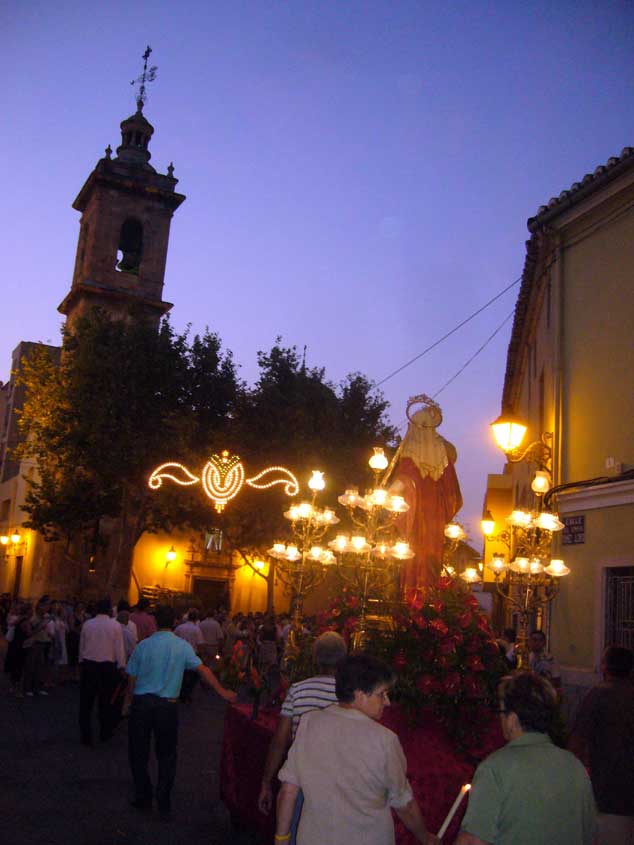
left=557, top=478, right=634, bottom=513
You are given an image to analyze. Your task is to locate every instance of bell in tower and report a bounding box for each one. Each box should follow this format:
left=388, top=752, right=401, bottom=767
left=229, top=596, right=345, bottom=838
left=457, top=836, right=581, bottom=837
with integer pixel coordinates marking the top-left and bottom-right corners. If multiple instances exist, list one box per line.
left=58, top=47, right=185, bottom=328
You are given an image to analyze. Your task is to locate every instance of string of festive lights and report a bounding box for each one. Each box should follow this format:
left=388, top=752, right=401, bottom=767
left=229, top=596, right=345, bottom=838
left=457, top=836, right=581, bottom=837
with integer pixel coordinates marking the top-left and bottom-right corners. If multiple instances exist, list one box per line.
left=148, top=462, right=199, bottom=489
left=246, top=466, right=299, bottom=496
left=149, top=451, right=299, bottom=513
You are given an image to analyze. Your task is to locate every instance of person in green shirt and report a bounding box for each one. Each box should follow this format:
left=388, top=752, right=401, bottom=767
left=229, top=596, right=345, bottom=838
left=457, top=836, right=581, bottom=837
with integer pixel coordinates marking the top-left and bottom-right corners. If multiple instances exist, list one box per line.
left=456, top=671, right=596, bottom=845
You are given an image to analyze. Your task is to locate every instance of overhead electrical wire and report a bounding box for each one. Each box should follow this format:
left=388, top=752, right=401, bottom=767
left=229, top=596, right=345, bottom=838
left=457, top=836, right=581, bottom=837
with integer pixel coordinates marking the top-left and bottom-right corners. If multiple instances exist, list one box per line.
left=432, top=310, right=515, bottom=400
left=373, top=276, right=520, bottom=389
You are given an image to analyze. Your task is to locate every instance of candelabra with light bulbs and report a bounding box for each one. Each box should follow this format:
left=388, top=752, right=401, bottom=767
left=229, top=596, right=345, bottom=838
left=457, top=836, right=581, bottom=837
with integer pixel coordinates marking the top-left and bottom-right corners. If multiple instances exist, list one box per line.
left=441, top=522, right=467, bottom=578
left=267, top=470, right=339, bottom=661
left=328, top=448, right=413, bottom=649
left=482, top=508, right=570, bottom=667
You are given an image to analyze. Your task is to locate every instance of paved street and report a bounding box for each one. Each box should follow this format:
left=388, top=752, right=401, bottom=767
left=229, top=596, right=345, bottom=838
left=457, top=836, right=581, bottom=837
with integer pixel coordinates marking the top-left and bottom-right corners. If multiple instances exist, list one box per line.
left=0, top=641, right=261, bottom=845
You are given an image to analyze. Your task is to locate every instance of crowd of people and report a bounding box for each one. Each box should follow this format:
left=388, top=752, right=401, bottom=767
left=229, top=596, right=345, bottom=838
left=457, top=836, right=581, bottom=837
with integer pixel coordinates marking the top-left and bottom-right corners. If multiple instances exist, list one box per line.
left=2, top=591, right=633, bottom=843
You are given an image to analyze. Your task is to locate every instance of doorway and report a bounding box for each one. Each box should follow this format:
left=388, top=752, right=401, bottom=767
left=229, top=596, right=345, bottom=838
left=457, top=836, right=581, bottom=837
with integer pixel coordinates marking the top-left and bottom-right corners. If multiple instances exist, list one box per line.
left=192, top=578, right=230, bottom=611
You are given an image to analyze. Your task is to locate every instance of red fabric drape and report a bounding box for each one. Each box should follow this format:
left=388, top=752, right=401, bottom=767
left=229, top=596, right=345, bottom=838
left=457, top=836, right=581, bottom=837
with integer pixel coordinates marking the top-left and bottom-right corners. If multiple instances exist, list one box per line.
left=220, top=703, right=503, bottom=843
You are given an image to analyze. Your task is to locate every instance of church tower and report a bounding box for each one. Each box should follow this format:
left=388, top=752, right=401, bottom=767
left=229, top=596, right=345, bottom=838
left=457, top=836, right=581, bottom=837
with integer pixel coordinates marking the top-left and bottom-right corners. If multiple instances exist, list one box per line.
left=58, top=49, right=185, bottom=326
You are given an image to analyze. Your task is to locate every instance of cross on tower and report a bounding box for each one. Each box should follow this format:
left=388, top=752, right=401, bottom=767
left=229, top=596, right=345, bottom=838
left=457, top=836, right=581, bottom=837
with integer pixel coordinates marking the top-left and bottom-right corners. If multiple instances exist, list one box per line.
left=130, top=45, right=157, bottom=110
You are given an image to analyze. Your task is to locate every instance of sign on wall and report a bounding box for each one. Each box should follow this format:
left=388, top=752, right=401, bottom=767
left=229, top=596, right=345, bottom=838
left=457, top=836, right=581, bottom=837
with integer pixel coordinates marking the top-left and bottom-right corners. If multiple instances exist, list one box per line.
left=562, top=515, right=585, bottom=545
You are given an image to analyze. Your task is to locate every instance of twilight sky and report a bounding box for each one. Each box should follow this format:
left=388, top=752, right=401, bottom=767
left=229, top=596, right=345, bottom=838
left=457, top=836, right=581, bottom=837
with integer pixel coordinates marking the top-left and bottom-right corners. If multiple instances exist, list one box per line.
left=2, top=1, right=633, bottom=543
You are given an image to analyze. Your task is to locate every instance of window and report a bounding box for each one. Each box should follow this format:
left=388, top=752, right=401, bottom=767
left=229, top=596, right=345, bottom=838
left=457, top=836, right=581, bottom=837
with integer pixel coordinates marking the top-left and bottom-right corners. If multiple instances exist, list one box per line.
left=605, top=567, right=634, bottom=649
left=115, top=218, right=143, bottom=274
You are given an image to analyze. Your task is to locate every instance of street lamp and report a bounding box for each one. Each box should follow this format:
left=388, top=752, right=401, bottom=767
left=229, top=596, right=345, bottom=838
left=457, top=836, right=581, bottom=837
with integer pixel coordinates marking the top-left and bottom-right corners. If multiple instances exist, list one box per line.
left=490, top=411, right=552, bottom=471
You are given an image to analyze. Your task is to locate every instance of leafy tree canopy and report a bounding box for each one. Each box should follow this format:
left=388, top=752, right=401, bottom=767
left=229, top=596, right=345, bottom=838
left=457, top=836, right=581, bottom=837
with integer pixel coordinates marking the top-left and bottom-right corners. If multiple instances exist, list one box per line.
left=16, top=317, right=396, bottom=590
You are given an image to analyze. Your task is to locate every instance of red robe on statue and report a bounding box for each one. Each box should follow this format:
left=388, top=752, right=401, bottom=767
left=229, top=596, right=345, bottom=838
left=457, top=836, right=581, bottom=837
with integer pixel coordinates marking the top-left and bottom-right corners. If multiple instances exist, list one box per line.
left=394, top=455, right=463, bottom=593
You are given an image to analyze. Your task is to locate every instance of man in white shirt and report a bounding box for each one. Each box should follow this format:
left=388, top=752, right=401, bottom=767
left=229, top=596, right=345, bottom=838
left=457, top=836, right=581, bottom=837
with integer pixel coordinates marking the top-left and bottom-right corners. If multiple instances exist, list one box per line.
left=79, top=597, right=126, bottom=745
left=199, top=610, right=224, bottom=666
left=174, top=609, right=203, bottom=702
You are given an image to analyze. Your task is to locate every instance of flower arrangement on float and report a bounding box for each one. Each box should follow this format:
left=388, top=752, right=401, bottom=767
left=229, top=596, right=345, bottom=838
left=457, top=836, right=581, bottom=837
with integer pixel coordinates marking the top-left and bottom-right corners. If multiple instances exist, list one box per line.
left=315, top=576, right=507, bottom=742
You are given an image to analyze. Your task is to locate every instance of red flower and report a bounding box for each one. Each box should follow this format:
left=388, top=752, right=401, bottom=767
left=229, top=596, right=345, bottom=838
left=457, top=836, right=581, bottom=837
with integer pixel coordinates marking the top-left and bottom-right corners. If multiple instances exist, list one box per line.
left=463, top=674, right=481, bottom=697
left=439, top=638, right=456, bottom=656
left=429, top=619, right=449, bottom=637
left=457, top=610, right=473, bottom=629
left=346, top=596, right=359, bottom=609
left=414, top=614, right=428, bottom=630
left=431, top=600, right=444, bottom=615
left=393, top=650, right=407, bottom=670
left=416, top=674, right=437, bottom=695
left=466, top=655, right=485, bottom=672
left=442, top=672, right=461, bottom=695
left=410, top=592, right=424, bottom=611
left=477, top=614, right=492, bottom=633
left=437, top=576, right=454, bottom=590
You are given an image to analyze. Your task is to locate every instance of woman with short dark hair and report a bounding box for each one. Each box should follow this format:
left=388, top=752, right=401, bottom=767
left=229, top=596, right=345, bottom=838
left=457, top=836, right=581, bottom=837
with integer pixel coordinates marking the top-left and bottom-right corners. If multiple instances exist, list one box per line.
left=456, top=671, right=596, bottom=845
left=275, top=653, right=438, bottom=845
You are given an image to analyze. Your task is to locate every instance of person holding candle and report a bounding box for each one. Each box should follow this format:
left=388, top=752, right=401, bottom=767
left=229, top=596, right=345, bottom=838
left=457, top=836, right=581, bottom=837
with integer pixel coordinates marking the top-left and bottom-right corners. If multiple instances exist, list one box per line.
left=275, top=653, right=439, bottom=845
left=455, top=671, right=596, bottom=845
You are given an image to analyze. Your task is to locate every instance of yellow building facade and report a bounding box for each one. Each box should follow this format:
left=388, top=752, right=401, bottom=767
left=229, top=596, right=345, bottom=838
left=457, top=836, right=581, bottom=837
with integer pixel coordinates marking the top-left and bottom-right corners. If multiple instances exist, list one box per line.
left=483, top=147, right=634, bottom=692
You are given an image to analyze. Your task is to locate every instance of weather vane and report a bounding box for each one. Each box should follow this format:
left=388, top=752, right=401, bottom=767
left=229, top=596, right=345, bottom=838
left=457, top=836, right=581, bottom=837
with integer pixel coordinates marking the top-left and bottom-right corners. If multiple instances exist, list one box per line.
left=130, top=45, right=157, bottom=110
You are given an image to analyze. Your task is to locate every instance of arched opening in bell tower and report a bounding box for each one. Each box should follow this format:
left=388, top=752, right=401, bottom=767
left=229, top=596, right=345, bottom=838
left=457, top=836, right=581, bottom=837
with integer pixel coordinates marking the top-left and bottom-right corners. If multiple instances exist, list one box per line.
left=115, top=217, right=143, bottom=274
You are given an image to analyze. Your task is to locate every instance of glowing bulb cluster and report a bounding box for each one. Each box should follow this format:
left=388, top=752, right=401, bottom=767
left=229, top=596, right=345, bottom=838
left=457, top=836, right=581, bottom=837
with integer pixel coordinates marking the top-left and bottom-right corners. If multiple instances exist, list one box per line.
left=328, top=535, right=414, bottom=560
left=337, top=487, right=409, bottom=514
left=444, top=523, right=467, bottom=541
left=267, top=542, right=335, bottom=566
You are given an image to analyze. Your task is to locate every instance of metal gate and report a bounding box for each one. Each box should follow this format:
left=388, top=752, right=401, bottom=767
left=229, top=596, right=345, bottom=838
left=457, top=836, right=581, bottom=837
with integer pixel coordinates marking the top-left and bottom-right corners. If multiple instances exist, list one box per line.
left=604, top=567, right=634, bottom=650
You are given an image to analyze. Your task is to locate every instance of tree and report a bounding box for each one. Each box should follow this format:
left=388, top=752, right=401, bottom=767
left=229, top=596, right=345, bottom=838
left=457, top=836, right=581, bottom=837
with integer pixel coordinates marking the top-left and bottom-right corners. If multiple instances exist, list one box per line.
left=17, top=308, right=241, bottom=592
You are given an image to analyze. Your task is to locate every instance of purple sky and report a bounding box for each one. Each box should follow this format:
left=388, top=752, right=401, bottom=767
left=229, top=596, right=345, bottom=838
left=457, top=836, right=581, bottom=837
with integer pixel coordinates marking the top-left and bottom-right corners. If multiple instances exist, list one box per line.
left=2, top=2, right=633, bottom=542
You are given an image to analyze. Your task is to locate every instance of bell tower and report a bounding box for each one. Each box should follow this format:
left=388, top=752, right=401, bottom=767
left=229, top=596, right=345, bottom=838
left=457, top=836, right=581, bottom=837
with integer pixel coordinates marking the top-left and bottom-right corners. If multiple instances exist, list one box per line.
left=58, top=48, right=185, bottom=326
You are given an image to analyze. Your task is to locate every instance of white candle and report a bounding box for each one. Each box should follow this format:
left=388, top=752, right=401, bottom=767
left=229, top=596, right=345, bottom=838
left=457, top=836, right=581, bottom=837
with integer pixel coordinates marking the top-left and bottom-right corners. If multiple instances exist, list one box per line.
left=437, top=783, right=471, bottom=839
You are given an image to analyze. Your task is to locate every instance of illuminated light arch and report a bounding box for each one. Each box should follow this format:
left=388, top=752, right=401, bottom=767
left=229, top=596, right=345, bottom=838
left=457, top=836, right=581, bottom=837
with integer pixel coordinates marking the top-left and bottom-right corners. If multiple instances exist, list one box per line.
left=148, top=463, right=199, bottom=489
left=246, top=467, right=299, bottom=496
left=149, top=450, right=299, bottom=513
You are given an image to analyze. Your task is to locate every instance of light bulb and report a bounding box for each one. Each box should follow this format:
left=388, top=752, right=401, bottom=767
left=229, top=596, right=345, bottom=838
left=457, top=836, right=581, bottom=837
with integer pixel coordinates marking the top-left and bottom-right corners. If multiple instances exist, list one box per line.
left=369, top=447, right=389, bottom=471
left=308, top=470, right=325, bottom=491
left=531, top=470, right=551, bottom=495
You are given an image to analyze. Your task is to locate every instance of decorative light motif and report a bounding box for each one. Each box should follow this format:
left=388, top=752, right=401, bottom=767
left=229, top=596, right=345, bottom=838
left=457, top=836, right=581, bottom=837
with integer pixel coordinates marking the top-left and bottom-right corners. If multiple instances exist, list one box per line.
left=201, top=453, right=245, bottom=511
left=149, top=450, right=299, bottom=512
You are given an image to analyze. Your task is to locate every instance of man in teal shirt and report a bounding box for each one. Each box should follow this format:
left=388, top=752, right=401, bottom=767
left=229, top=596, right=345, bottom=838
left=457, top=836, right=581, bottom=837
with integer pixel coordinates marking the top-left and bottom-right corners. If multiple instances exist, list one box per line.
left=456, top=672, right=595, bottom=845
left=125, top=604, right=236, bottom=820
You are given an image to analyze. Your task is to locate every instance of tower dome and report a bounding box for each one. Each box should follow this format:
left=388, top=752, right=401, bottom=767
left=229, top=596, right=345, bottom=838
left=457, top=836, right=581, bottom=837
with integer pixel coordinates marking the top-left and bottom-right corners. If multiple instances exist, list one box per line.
left=116, top=107, right=154, bottom=166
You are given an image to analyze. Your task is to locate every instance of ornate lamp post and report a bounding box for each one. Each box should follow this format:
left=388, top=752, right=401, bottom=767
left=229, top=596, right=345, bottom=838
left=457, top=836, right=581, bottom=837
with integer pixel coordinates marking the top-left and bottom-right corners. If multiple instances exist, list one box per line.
left=482, top=508, right=570, bottom=666
left=328, top=449, right=413, bottom=648
left=487, top=409, right=570, bottom=664
left=267, top=470, right=339, bottom=661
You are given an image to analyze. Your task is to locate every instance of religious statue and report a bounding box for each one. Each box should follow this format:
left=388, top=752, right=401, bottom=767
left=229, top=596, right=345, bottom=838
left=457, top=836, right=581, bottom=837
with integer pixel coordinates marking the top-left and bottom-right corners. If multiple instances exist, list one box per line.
left=389, top=395, right=462, bottom=593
